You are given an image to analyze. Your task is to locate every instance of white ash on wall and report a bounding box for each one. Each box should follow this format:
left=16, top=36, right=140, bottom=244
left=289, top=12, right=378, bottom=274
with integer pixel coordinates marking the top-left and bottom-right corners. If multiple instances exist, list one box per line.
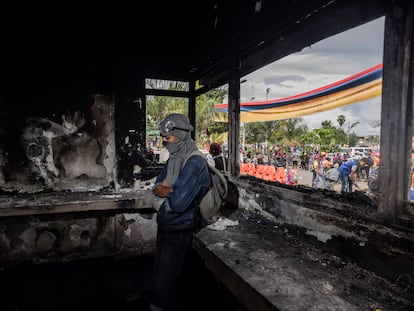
left=0, top=212, right=157, bottom=265
left=0, top=95, right=116, bottom=193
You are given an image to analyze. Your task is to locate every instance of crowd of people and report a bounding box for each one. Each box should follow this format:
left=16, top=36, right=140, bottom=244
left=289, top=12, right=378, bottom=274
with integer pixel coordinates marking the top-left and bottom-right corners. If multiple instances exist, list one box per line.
left=310, top=150, right=378, bottom=193
left=235, top=145, right=380, bottom=194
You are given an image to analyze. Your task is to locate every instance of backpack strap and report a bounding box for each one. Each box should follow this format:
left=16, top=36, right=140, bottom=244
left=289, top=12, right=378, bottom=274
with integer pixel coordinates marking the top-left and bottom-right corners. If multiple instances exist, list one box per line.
left=182, top=150, right=205, bottom=169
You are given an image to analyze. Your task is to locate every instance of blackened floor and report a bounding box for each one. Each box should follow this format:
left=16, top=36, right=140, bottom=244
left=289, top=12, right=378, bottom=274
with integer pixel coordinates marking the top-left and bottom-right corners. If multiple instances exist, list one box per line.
left=0, top=249, right=247, bottom=311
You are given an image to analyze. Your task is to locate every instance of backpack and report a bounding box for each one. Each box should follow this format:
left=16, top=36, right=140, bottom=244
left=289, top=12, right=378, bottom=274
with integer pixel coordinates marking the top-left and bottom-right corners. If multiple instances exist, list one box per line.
left=213, top=154, right=227, bottom=172
left=368, top=167, right=379, bottom=192
left=185, top=151, right=228, bottom=222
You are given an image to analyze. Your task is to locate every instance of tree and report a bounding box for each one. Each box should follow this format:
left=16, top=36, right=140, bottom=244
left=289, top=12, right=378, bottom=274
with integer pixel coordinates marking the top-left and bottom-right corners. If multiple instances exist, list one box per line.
left=321, top=120, right=334, bottom=128
left=146, top=79, right=189, bottom=132
left=337, top=115, right=346, bottom=128
left=146, top=79, right=227, bottom=148
left=146, top=95, right=188, bottom=132
left=298, top=131, right=321, bottom=146
left=245, top=121, right=281, bottom=145
left=243, top=118, right=308, bottom=155
left=283, top=118, right=307, bottom=144
left=196, top=86, right=227, bottom=145
left=346, top=121, right=360, bottom=146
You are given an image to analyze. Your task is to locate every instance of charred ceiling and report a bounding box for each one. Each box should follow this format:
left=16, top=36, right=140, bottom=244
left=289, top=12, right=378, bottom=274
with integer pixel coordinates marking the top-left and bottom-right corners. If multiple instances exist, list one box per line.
left=0, top=1, right=386, bottom=96
left=0, top=0, right=389, bottom=191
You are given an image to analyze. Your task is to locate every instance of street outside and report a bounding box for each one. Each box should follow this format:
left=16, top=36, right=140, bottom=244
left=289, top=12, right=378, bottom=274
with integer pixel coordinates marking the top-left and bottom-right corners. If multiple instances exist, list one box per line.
left=296, top=168, right=369, bottom=193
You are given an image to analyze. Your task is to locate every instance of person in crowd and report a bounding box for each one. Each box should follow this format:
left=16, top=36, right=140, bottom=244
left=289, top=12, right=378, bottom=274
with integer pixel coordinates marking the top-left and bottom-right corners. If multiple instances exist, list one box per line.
left=338, top=157, right=359, bottom=192
left=301, top=151, right=309, bottom=170
left=147, top=148, right=155, bottom=162
left=206, top=151, right=215, bottom=167
left=209, top=142, right=228, bottom=172
left=151, top=113, right=210, bottom=311
left=368, top=163, right=380, bottom=198
left=359, top=155, right=374, bottom=179
left=292, top=152, right=299, bottom=169
left=239, top=147, right=244, bottom=163
left=333, top=152, right=341, bottom=167
left=257, top=153, right=265, bottom=165
left=311, top=154, right=320, bottom=183
left=324, top=163, right=339, bottom=188
left=323, top=156, right=331, bottom=172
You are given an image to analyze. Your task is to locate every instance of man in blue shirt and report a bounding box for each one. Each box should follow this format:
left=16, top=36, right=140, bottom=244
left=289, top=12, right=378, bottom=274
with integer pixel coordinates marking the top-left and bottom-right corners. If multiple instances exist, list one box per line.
left=151, top=113, right=210, bottom=311
left=338, top=158, right=359, bottom=192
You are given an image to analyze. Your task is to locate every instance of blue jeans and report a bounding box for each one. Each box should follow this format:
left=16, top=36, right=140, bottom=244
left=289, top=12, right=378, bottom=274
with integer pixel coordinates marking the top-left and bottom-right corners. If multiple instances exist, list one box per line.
left=152, top=228, right=194, bottom=309
left=312, top=171, right=317, bottom=183
left=339, top=173, right=352, bottom=192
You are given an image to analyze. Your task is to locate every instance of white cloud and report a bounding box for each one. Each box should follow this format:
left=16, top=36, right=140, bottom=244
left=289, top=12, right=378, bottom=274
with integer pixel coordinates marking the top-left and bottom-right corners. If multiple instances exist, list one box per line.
left=239, top=17, right=385, bottom=136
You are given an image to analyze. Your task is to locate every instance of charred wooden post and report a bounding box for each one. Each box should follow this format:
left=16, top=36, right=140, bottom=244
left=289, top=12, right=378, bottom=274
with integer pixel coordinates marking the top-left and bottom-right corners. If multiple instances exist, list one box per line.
left=114, top=76, right=147, bottom=188
left=379, top=1, right=414, bottom=219
left=228, top=53, right=241, bottom=177
left=189, top=80, right=196, bottom=140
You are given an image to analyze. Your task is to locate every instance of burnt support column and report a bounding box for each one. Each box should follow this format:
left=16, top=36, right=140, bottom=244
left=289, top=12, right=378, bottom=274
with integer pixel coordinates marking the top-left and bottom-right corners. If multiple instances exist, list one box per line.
left=228, top=54, right=241, bottom=177
left=114, top=76, right=147, bottom=188
left=189, top=80, right=196, bottom=140
left=379, top=1, right=414, bottom=219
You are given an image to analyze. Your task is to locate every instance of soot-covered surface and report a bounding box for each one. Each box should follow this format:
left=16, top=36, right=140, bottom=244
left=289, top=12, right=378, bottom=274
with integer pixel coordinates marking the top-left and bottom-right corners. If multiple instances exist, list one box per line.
left=194, top=209, right=414, bottom=311
left=0, top=250, right=246, bottom=311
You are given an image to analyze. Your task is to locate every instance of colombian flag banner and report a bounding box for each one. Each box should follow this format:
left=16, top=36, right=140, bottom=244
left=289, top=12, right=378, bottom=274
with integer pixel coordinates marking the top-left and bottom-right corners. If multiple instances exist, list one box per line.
left=214, top=63, right=382, bottom=123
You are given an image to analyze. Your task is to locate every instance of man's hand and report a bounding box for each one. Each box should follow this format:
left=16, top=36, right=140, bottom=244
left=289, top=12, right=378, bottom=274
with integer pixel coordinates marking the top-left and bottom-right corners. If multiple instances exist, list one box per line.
left=154, top=180, right=173, bottom=198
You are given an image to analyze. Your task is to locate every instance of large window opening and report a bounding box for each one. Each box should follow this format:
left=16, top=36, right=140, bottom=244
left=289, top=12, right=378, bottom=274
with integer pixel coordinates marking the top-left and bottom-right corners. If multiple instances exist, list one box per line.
left=236, top=17, right=385, bottom=197
left=145, top=79, right=189, bottom=163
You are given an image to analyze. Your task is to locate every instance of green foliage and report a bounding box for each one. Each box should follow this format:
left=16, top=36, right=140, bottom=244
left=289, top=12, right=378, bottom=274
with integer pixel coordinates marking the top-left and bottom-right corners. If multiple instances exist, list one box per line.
left=145, top=80, right=364, bottom=152
left=283, top=118, right=308, bottom=144
left=348, top=133, right=359, bottom=147
left=145, top=79, right=227, bottom=148
left=147, top=95, right=188, bottom=131
left=321, top=120, right=334, bottom=128
left=244, top=118, right=307, bottom=146
left=297, top=121, right=353, bottom=151
left=195, top=86, right=227, bottom=145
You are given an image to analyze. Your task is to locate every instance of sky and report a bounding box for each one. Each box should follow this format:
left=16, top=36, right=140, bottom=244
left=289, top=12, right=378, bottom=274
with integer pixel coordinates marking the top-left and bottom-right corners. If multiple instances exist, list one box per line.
left=239, top=17, right=385, bottom=136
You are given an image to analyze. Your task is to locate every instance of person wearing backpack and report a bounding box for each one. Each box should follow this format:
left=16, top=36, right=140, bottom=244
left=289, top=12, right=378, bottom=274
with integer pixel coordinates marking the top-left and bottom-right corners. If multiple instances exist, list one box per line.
left=151, top=113, right=210, bottom=311
left=209, top=142, right=228, bottom=172
left=359, top=156, right=374, bottom=180
left=324, top=163, right=339, bottom=189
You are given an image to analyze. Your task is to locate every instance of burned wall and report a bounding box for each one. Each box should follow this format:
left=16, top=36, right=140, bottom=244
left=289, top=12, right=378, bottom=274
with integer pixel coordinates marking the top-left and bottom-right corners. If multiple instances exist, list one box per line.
left=0, top=81, right=162, bottom=266
left=0, top=191, right=158, bottom=266
left=0, top=94, right=116, bottom=193
left=0, top=213, right=157, bottom=266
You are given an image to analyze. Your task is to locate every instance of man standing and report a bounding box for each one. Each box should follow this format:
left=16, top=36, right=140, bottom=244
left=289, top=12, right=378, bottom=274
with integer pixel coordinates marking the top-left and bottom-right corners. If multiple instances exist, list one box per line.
left=338, top=158, right=359, bottom=192
left=151, top=113, right=210, bottom=311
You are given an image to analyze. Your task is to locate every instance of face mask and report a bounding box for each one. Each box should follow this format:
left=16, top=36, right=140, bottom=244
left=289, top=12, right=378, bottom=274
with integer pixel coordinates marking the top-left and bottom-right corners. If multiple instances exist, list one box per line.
left=164, top=140, right=184, bottom=155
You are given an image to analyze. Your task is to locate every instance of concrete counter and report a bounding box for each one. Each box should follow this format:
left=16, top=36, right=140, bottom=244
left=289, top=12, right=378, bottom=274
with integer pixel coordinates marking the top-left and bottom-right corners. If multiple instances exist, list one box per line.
left=193, top=209, right=414, bottom=311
